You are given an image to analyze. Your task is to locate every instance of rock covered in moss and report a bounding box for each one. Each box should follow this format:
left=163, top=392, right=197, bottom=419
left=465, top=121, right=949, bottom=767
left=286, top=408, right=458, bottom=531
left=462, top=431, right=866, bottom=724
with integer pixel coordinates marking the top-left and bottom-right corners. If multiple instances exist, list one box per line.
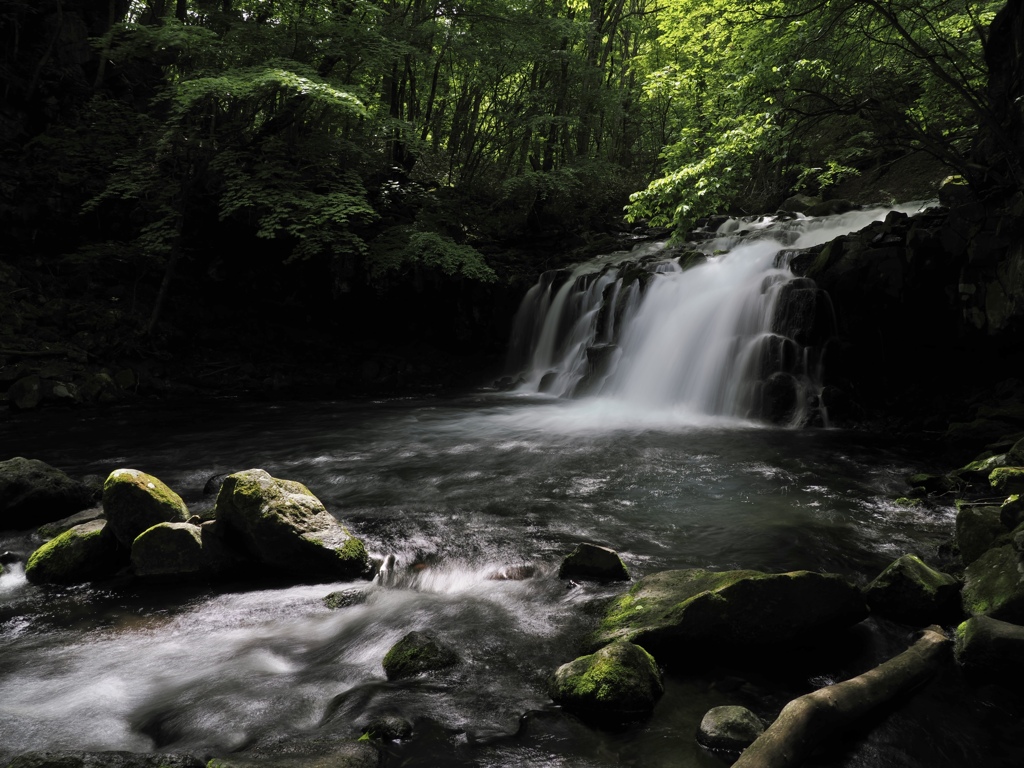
left=955, top=615, right=1024, bottom=681
left=1002, top=494, right=1024, bottom=529
left=364, top=713, right=413, bottom=741
left=906, top=472, right=954, bottom=496
left=0, top=457, right=96, bottom=531
left=962, top=543, right=1024, bottom=623
left=585, top=568, right=867, bottom=656
left=5, top=751, right=205, bottom=768
left=990, top=467, right=1024, bottom=495
left=24, top=519, right=123, bottom=584
left=558, top=543, right=629, bottom=582
left=550, top=640, right=663, bottom=725
left=382, top=630, right=459, bottom=680
left=696, top=705, right=765, bottom=752
left=214, top=469, right=369, bottom=580
left=955, top=502, right=1006, bottom=566
left=864, top=554, right=961, bottom=625
left=37, top=507, right=105, bottom=540
left=130, top=522, right=206, bottom=580
left=954, top=453, right=1008, bottom=484
left=102, top=469, right=190, bottom=548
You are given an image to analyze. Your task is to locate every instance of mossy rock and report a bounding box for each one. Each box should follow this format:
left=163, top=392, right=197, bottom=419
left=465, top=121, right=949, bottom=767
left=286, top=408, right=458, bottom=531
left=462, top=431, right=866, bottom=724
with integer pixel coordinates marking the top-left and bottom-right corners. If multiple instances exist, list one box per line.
left=213, top=469, right=369, bottom=580
left=323, top=589, right=368, bottom=609
left=0, top=457, right=96, bottom=531
left=696, top=705, right=765, bottom=752
left=1001, top=494, right=1024, bottom=529
left=5, top=751, right=205, bottom=768
left=37, top=507, right=105, bottom=540
left=864, top=554, right=961, bottom=626
left=955, top=615, right=1024, bottom=681
left=585, top=568, right=867, bottom=657
left=906, top=472, right=954, bottom=495
left=954, top=453, right=1008, bottom=484
left=558, top=543, right=629, bottom=582
left=382, top=630, right=459, bottom=680
left=962, top=544, right=1024, bottom=623
left=24, top=519, right=123, bottom=585
left=990, top=467, right=1024, bottom=495
left=103, top=469, right=190, bottom=548
left=955, top=501, right=1006, bottom=566
left=131, top=522, right=206, bottom=580
left=205, top=740, right=379, bottom=768
left=550, top=640, right=663, bottom=725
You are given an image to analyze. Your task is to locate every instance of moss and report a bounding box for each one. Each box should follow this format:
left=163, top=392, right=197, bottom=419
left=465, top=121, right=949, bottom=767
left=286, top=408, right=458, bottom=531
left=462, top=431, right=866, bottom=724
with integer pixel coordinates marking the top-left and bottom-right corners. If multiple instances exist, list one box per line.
left=894, top=497, right=922, bottom=507
left=25, top=519, right=119, bottom=584
left=337, top=535, right=367, bottom=562
left=551, top=640, right=663, bottom=722
left=383, top=631, right=458, bottom=680
left=990, top=467, right=1024, bottom=492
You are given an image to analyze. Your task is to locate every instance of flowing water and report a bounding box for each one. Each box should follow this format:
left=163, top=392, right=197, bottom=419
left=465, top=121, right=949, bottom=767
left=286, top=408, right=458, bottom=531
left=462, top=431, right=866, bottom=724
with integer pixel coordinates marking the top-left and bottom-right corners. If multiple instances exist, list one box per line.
left=1, top=204, right=1022, bottom=766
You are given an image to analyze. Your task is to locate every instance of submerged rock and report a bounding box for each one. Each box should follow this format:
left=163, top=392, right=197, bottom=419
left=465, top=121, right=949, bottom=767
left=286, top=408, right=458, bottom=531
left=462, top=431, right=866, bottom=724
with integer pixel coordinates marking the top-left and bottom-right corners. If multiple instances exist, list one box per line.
left=6, top=752, right=205, bottom=768
left=102, top=469, right=190, bottom=548
left=364, top=713, right=414, bottom=741
left=955, top=615, right=1024, bottom=681
left=206, top=740, right=379, bottom=768
left=585, top=568, right=867, bottom=657
left=214, top=469, right=369, bottom=580
left=0, top=457, right=96, bottom=530
left=865, top=554, right=961, bottom=625
left=382, top=630, right=459, bottom=680
left=550, top=639, right=663, bottom=725
left=696, top=705, right=765, bottom=752
left=24, top=519, right=123, bottom=585
left=558, top=543, right=629, bottom=582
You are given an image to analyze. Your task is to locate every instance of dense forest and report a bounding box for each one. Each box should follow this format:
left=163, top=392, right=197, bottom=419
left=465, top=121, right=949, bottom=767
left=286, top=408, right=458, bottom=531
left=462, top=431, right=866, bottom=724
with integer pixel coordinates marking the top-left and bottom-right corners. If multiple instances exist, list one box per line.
left=0, top=0, right=1022, bottom=400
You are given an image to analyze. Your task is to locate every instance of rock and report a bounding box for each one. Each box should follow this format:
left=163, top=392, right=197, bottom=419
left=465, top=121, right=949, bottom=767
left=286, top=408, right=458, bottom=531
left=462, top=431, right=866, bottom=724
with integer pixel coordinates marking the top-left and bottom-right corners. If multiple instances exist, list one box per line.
left=864, top=554, right=961, bottom=625
left=696, top=705, right=765, bottom=752
left=954, top=453, right=1008, bottom=484
left=6, top=752, right=205, bottom=768
left=323, top=588, right=368, bottom=609
left=550, top=640, right=663, bottom=725
left=962, top=544, right=1024, bottom=623
left=955, top=502, right=1006, bottom=566
left=24, top=520, right=123, bottom=585
left=364, top=713, right=413, bottom=741
left=130, top=522, right=206, bottom=580
left=955, top=615, right=1024, bottom=681
left=990, top=467, right=1024, bottom=495
left=37, top=507, right=105, bottom=540
left=206, top=741, right=379, bottom=768
left=77, top=372, right=120, bottom=404
left=906, top=472, right=954, bottom=495
left=938, top=174, right=974, bottom=208
left=780, top=194, right=821, bottom=214
left=1009, top=436, right=1024, bottom=465
left=0, top=457, right=96, bottom=530
left=6, top=375, right=43, bottom=410
left=382, top=630, right=459, bottom=680
left=102, top=469, right=190, bottom=548
left=558, top=543, right=629, bottom=582
left=806, top=199, right=857, bottom=217
left=486, top=563, right=537, bottom=580
left=1001, top=494, right=1024, bottom=529
left=213, top=469, right=369, bottom=580
left=586, top=568, right=868, bottom=656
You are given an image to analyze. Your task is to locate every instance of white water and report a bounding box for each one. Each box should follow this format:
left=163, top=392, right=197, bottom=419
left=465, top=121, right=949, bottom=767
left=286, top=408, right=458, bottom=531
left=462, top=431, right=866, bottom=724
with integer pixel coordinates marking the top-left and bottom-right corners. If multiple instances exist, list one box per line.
left=508, top=202, right=933, bottom=426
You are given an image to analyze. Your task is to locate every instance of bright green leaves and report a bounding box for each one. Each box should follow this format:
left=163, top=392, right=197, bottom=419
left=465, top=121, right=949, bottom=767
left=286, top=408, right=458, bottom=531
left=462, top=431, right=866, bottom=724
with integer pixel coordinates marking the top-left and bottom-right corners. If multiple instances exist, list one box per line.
left=368, top=227, right=496, bottom=283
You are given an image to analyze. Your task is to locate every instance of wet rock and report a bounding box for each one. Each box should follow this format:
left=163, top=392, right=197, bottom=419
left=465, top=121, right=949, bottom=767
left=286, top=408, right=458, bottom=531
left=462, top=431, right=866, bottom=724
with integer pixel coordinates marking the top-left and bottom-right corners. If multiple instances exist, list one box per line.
left=206, top=740, right=379, bottom=768
left=323, top=588, right=368, bottom=609
left=990, top=467, right=1024, bottom=495
left=6, top=752, right=205, bottom=768
left=955, top=615, right=1024, bottom=681
left=550, top=639, right=663, bottom=725
left=962, top=543, right=1024, bottom=623
left=364, top=713, right=414, bottom=741
left=7, top=375, right=43, bottom=410
left=0, top=457, right=96, bottom=530
left=78, top=372, right=120, bottom=404
left=1001, top=494, right=1024, bottom=529
left=954, top=453, right=1009, bottom=485
left=487, top=563, right=537, bottom=581
left=102, top=469, right=190, bottom=548
left=760, top=372, right=799, bottom=424
left=37, top=506, right=105, bottom=540
left=214, top=469, right=369, bottom=580
left=383, top=630, right=459, bottom=680
left=955, top=502, right=1005, bottom=566
left=585, top=568, right=868, bottom=657
left=130, top=522, right=206, bottom=580
left=1009, top=436, right=1024, bottom=465
left=864, top=554, right=961, bottom=626
left=906, top=472, right=954, bottom=496
left=558, top=543, right=629, bottom=582
left=24, top=519, right=123, bottom=584
left=780, top=194, right=821, bottom=214
left=696, top=705, right=765, bottom=752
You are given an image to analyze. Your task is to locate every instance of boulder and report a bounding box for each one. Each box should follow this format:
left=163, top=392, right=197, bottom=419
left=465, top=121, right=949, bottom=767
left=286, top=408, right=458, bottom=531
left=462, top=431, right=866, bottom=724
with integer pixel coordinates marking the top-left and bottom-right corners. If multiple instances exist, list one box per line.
left=102, top=469, right=190, bottom=548
left=6, top=752, right=205, bottom=768
left=1001, top=494, right=1024, bottom=529
left=24, top=520, right=123, bottom=585
left=0, top=457, right=95, bottom=530
left=955, top=502, right=1006, bottom=566
left=863, top=554, right=961, bottom=625
left=780, top=194, right=821, bottom=214
left=213, top=469, right=368, bottom=580
left=6, top=375, right=43, bottom=410
left=955, top=615, right=1024, bottom=681
left=550, top=640, right=663, bottom=725
left=382, top=630, right=459, bottom=680
left=323, top=588, right=368, bottom=609
left=962, top=543, right=1024, bottom=623
left=585, top=568, right=868, bottom=657
left=990, top=467, right=1024, bottom=495
left=954, top=453, right=1008, bottom=485
left=363, top=713, right=413, bottom=741
left=558, top=543, right=629, bottom=582
left=1009, top=436, right=1024, bottom=465
left=37, top=507, right=105, bottom=540
left=697, top=705, right=765, bottom=752
left=130, top=522, right=206, bottom=580
left=905, top=472, right=954, bottom=495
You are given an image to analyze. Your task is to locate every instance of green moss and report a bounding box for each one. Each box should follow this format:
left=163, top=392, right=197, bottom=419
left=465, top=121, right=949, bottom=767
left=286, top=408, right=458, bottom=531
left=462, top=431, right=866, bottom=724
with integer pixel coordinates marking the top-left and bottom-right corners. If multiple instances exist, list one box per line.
left=551, top=640, right=663, bottom=721
left=990, top=467, right=1024, bottom=492
left=25, top=519, right=119, bottom=584
left=894, top=497, right=922, bottom=507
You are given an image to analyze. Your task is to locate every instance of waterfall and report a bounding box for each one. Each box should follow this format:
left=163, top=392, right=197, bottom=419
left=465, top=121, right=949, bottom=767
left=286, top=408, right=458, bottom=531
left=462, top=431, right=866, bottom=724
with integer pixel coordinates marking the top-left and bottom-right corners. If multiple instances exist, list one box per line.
left=505, top=203, right=931, bottom=426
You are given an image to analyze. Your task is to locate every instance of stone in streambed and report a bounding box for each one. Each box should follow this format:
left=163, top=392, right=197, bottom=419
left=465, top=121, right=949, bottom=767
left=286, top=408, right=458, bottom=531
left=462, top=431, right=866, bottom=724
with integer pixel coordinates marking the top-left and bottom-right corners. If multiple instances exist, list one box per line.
left=0, top=457, right=96, bottom=530
left=206, top=740, right=379, bottom=768
left=962, top=542, right=1024, bottom=623
left=24, top=519, right=123, bottom=585
left=558, top=543, right=629, bottom=581
left=1001, top=494, right=1024, bottom=529
left=382, top=630, right=459, bottom=680
left=37, top=507, right=105, bottom=540
left=550, top=639, right=663, bottom=725
left=586, top=568, right=867, bottom=657
left=696, top=705, right=765, bottom=752
left=130, top=522, right=206, bottom=580
left=5, top=751, right=205, bottom=768
left=102, top=469, right=190, bottom=548
left=990, top=467, right=1024, bottom=495
left=864, top=554, right=961, bottom=626
left=955, top=615, right=1024, bottom=681
left=213, top=469, right=369, bottom=580
left=955, top=502, right=1006, bottom=566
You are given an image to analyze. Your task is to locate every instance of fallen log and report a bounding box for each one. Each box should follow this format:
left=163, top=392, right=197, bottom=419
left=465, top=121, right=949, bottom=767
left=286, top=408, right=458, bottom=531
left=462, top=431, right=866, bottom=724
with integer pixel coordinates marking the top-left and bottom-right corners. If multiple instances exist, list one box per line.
left=733, top=625, right=950, bottom=768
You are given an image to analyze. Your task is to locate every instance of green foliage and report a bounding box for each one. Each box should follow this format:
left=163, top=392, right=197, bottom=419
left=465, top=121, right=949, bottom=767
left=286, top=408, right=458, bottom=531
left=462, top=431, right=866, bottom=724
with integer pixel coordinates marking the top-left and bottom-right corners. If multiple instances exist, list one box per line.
left=369, top=226, right=496, bottom=283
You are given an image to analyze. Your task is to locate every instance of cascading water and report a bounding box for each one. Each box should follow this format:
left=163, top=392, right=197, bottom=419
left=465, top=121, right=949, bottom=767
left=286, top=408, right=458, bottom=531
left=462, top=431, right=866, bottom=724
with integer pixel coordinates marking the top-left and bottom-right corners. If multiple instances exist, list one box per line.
left=506, top=203, right=932, bottom=426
